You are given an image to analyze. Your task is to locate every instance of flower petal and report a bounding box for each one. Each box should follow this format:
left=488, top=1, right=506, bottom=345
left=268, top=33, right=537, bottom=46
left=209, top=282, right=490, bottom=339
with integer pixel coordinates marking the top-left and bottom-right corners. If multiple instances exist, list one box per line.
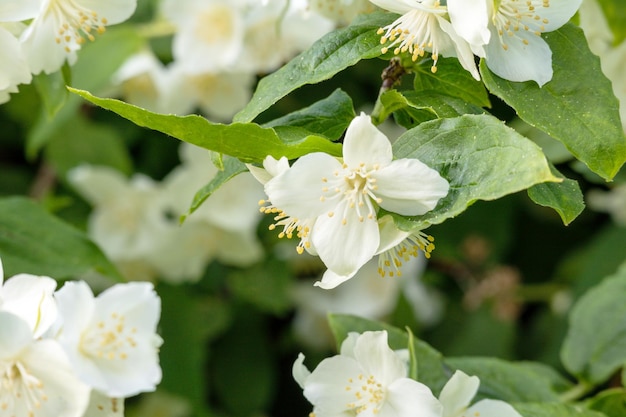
left=373, top=158, right=449, bottom=216
left=483, top=26, right=553, bottom=86
left=466, top=399, right=523, bottom=417
left=343, top=113, right=393, bottom=169
left=312, top=199, right=380, bottom=278
left=352, top=331, right=407, bottom=385
left=293, top=353, right=312, bottom=389
left=530, top=0, right=582, bottom=32
left=383, top=378, right=443, bottom=417
left=265, top=152, right=342, bottom=219
left=303, top=356, right=363, bottom=414
left=314, top=269, right=358, bottom=290
left=0, top=0, right=40, bottom=21
left=447, top=0, right=490, bottom=46
left=439, top=370, right=479, bottom=417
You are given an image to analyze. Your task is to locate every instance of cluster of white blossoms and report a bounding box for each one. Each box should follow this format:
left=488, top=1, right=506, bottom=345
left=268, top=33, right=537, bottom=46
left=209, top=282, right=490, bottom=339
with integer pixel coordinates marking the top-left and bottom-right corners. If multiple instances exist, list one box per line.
left=113, top=0, right=337, bottom=120
left=0, top=257, right=162, bottom=417
left=0, top=0, right=137, bottom=103
left=69, top=143, right=265, bottom=284
left=294, top=331, right=522, bottom=417
left=250, top=113, right=450, bottom=289
left=370, top=0, right=582, bottom=85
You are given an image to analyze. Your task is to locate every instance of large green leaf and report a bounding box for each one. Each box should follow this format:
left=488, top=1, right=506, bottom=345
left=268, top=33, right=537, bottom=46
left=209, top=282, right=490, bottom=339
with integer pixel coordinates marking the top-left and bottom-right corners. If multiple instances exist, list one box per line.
left=561, top=263, right=626, bottom=384
left=391, top=114, right=559, bottom=230
left=327, top=314, right=450, bottom=393
left=264, top=89, right=355, bottom=140
left=413, top=57, right=491, bottom=108
left=0, top=197, right=122, bottom=281
left=481, top=24, right=626, bottom=180
left=70, top=88, right=342, bottom=163
left=513, top=403, right=607, bottom=417
left=587, top=389, right=626, bottom=417
left=234, top=12, right=393, bottom=123
left=445, top=357, right=561, bottom=402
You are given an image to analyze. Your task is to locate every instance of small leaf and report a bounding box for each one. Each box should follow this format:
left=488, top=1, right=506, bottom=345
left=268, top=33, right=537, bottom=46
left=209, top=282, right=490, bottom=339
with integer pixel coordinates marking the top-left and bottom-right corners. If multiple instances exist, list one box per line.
left=0, top=197, right=122, bottom=281
left=481, top=24, right=626, bottom=180
left=392, top=114, right=559, bottom=230
left=561, top=263, right=626, bottom=384
left=234, top=12, right=393, bottom=123
left=527, top=167, right=585, bottom=225
left=69, top=88, right=342, bottom=163
left=413, top=57, right=491, bottom=108
left=264, top=89, right=355, bottom=140
left=327, top=314, right=449, bottom=393
left=587, top=388, right=626, bottom=417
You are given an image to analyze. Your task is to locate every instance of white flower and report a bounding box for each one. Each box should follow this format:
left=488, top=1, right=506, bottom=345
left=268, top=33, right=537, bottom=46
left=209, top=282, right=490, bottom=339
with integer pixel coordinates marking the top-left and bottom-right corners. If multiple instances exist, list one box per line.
left=0, top=257, right=57, bottom=338
left=370, top=0, right=479, bottom=79
left=54, top=281, right=162, bottom=398
left=82, top=390, right=124, bottom=417
left=265, top=113, right=449, bottom=287
left=587, top=184, right=626, bottom=225
left=0, top=311, right=90, bottom=417
left=293, top=330, right=443, bottom=417
left=439, top=370, right=522, bottom=417
left=448, top=0, right=582, bottom=86
left=13, top=0, right=137, bottom=74
left=0, top=24, right=31, bottom=104
left=309, top=0, right=378, bottom=25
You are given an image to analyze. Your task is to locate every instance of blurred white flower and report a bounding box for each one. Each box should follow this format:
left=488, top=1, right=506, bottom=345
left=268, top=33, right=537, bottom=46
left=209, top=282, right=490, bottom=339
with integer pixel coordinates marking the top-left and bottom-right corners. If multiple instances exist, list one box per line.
left=587, top=184, right=626, bottom=225
left=54, top=281, right=162, bottom=398
left=0, top=24, right=31, bottom=104
left=0, top=311, right=90, bottom=417
left=439, top=370, right=521, bottom=417
left=10, top=0, right=138, bottom=74
left=309, top=0, right=377, bottom=25
left=0, top=257, right=57, bottom=338
left=293, top=331, right=442, bottom=417
left=265, top=113, right=448, bottom=288
left=82, top=390, right=124, bottom=417
left=370, top=0, right=479, bottom=79
left=448, top=0, right=582, bottom=86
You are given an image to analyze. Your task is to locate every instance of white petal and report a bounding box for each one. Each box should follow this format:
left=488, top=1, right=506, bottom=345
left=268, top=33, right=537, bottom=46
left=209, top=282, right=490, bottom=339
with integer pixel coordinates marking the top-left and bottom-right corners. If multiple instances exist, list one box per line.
left=367, top=0, right=414, bottom=14
left=352, top=331, right=407, bottom=385
left=483, top=26, right=553, bottom=86
left=529, top=0, right=583, bottom=32
left=447, top=0, right=490, bottom=46
left=0, top=0, right=40, bottom=21
left=78, top=0, right=137, bottom=25
left=466, top=399, right=523, bottom=417
left=292, top=353, right=312, bottom=389
left=83, top=390, right=124, bottom=417
left=376, top=215, right=410, bottom=254
left=0, top=311, right=32, bottom=356
left=343, top=113, right=393, bottom=169
left=437, top=16, right=481, bottom=80
left=312, top=199, right=380, bottom=277
left=303, top=356, right=363, bottom=414
left=373, top=158, right=449, bottom=216
left=314, top=269, right=358, bottom=290
left=383, top=378, right=443, bottom=417
left=439, top=370, right=479, bottom=417
left=265, top=152, right=342, bottom=219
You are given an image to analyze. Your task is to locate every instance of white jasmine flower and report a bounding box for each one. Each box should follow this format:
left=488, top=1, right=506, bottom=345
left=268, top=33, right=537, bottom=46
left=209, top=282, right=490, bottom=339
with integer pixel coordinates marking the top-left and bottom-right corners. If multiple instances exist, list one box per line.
left=370, top=0, right=479, bottom=79
left=12, top=0, right=138, bottom=74
left=448, top=0, right=582, bottom=86
left=0, top=24, right=31, bottom=104
left=0, top=311, right=90, bottom=417
left=293, top=330, right=443, bottom=417
left=265, top=113, right=449, bottom=287
left=54, top=281, right=162, bottom=398
left=0, top=258, right=57, bottom=338
left=439, top=370, right=522, bottom=417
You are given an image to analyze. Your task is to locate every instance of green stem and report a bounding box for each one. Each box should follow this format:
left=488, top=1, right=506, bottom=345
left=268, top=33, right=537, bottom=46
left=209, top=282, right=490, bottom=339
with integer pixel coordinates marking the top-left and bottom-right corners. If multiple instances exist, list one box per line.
left=558, top=381, right=594, bottom=402
left=371, top=58, right=406, bottom=124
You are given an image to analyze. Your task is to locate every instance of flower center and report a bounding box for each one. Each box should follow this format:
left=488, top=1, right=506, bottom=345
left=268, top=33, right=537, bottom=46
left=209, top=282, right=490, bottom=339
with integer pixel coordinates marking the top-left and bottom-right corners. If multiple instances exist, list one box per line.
left=80, top=312, right=138, bottom=361
left=492, top=0, right=551, bottom=51
left=322, top=164, right=382, bottom=225
left=345, top=374, right=386, bottom=415
left=49, top=0, right=108, bottom=52
left=194, top=5, right=237, bottom=45
left=377, top=2, right=446, bottom=73
left=1, top=361, right=48, bottom=415
left=378, top=231, right=435, bottom=277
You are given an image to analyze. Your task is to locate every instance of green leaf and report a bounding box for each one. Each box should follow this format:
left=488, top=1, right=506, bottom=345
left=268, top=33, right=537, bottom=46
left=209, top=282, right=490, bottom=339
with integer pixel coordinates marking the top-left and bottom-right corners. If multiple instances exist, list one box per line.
left=234, top=12, right=393, bottom=123
left=184, top=156, right=247, bottom=220
left=413, top=57, right=491, bottom=108
left=527, top=167, right=585, bottom=226
left=480, top=24, right=626, bottom=180
left=513, top=403, right=608, bottom=417
left=561, top=263, right=626, bottom=384
left=445, top=357, right=561, bottom=402
left=391, top=114, right=560, bottom=230
left=264, top=89, right=355, bottom=140
left=587, top=388, right=626, bottom=417
left=27, top=26, right=144, bottom=158
left=327, top=314, right=449, bottom=393
left=69, top=88, right=342, bottom=163
left=378, top=89, right=485, bottom=127
left=0, top=196, right=122, bottom=281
